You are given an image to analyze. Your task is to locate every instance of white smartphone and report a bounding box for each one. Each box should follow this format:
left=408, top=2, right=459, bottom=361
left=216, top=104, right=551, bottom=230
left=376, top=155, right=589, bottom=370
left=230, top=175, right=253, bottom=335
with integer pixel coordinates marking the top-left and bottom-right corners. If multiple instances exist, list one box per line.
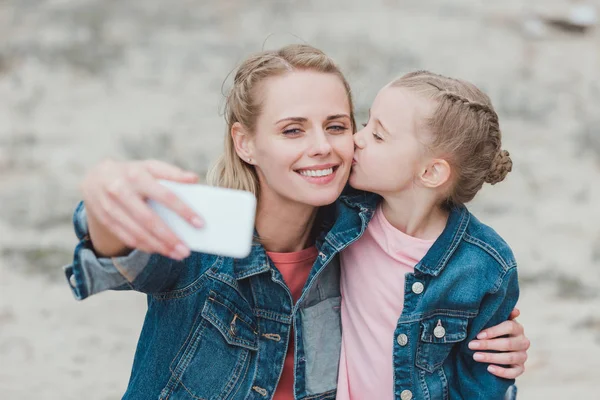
left=148, top=181, right=257, bottom=259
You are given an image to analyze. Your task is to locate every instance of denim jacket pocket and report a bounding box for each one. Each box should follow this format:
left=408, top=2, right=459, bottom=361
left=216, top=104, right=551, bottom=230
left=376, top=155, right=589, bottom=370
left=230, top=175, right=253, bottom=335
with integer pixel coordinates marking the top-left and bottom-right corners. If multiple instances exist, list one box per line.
left=415, top=315, right=468, bottom=373
left=166, top=289, right=258, bottom=399
left=202, top=291, right=259, bottom=351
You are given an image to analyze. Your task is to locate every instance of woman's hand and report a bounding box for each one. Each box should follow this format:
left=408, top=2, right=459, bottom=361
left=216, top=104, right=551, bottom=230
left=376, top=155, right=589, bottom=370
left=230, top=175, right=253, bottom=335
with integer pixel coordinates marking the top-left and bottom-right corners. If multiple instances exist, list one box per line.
left=468, top=308, right=530, bottom=379
left=81, top=159, right=203, bottom=260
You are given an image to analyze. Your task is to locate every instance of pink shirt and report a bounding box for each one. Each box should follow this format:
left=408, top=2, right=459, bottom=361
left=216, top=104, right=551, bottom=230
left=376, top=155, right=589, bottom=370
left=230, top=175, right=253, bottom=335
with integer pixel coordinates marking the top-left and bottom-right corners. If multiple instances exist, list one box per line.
left=337, top=206, right=435, bottom=400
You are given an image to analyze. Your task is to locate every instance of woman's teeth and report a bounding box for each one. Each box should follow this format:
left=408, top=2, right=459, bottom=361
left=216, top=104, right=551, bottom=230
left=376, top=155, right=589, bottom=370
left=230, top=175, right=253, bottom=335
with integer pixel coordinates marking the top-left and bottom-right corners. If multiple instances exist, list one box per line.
left=298, top=168, right=334, bottom=177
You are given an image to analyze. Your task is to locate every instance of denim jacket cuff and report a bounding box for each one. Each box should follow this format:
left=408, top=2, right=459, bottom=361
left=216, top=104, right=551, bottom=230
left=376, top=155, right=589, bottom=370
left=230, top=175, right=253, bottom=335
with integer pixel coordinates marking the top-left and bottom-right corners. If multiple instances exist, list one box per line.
left=64, top=201, right=152, bottom=300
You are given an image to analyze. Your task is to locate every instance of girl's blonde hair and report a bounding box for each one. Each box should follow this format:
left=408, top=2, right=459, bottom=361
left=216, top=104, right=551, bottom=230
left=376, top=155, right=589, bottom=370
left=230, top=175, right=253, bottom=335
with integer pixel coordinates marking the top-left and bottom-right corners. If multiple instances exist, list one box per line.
left=206, top=44, right=355, bottom=197
left=391, top=71, right=512, bottom=206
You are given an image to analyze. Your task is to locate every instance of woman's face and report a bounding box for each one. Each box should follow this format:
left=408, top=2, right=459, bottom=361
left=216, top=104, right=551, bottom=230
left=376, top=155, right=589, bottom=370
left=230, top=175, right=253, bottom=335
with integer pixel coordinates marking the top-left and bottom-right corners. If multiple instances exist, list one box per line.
left=248, top=70, right=354, bottom=207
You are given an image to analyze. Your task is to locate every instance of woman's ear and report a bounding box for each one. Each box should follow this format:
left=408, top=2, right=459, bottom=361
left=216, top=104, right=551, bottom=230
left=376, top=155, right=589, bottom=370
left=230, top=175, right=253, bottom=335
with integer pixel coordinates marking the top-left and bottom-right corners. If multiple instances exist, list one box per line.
left=420, top=158, right=451, bottom=188
left=231, top=122, right=255, bottom=164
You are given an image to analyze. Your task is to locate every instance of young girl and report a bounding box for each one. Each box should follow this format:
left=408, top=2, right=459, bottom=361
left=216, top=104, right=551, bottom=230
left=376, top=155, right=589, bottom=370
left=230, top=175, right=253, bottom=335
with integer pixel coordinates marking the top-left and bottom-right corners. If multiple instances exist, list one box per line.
left=337, top=71, right=520, bottom=400
left=64, top=46, right=527, bottom=400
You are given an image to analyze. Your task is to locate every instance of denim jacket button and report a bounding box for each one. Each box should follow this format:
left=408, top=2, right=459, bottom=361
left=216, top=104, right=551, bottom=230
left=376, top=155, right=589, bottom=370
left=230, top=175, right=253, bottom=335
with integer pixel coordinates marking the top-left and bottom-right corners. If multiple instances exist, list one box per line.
left=396, top=334, right=408, bottom=347
left=411, top=282, right=424, bottom=294
left=434, top=319, right=446, bottom=339
left=400, top=389, right=413, bottom=400
left=69, top=274, right=77, bottom=288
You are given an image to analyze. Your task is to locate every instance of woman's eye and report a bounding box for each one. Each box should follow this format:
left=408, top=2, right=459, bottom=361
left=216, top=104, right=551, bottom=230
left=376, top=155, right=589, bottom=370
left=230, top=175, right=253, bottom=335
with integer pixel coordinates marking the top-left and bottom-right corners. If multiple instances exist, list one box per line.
left=328, top=125, right=348, bottom=133
left=282, top=128, right=302, bottom=135
left=361, top=123, right=367, bottom=127
left=372, top=132, right=383, bottom=141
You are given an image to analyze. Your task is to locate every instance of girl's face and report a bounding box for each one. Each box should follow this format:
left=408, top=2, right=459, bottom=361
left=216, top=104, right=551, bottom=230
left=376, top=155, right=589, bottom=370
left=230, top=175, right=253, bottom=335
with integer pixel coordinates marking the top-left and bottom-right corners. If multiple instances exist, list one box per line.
left=247, top=70, right=354, bottom=207
left=350, top=86, right=435, bottom=196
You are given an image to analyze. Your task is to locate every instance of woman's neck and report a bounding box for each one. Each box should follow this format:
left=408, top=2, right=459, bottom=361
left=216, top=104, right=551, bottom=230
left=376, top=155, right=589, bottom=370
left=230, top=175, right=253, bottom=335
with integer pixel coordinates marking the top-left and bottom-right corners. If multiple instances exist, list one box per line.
left=255, top=190, right=318, bottom=253
left=380, top=188, right=448, bottom=241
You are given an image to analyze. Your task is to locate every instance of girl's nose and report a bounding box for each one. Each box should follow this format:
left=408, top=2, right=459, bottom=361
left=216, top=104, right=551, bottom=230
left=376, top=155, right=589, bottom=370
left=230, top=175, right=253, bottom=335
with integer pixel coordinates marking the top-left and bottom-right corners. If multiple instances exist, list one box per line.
left=354, top=129, right=366, bottom=149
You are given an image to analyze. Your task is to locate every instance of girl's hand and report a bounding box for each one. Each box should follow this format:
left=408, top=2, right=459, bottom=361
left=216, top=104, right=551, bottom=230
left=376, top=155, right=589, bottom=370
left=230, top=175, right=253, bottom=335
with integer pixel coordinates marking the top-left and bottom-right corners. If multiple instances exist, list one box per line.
left=468, top=308, right=530, bottom=379
left=81, top=159, right=203, bottom=260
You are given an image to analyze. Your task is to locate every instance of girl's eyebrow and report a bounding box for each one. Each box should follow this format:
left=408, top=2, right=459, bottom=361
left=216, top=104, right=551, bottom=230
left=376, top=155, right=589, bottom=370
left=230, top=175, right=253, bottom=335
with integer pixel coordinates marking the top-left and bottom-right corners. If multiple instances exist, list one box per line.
left=368, top=108, right=392, bottom=136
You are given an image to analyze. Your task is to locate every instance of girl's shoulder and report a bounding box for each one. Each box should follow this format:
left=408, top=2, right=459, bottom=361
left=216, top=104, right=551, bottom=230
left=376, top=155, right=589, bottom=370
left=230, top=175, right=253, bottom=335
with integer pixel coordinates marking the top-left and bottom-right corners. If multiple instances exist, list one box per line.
left=337, top=185, right=381, bottom=211
left=462, top=209, right=516, bottom=272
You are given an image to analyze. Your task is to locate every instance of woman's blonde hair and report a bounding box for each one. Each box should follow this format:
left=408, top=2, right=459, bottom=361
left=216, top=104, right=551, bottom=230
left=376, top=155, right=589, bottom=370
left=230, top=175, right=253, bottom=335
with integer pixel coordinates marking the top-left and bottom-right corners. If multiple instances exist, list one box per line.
left=391, top=70, right=512, bottom=206
left=206, top=44, right=355, bottom=197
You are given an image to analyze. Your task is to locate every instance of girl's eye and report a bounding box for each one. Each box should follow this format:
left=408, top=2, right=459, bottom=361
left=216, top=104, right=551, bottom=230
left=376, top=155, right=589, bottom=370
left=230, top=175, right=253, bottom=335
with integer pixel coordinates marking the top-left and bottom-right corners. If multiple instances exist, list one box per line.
left=361, top=123, right=367, bottom=127
left=372, top=132, right=383, bottom=141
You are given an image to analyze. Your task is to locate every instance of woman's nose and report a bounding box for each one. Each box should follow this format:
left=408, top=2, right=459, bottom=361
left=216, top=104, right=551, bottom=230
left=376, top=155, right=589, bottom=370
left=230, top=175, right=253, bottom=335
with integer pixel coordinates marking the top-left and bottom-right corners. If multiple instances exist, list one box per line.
left=309, top=130, right=333, bottom=157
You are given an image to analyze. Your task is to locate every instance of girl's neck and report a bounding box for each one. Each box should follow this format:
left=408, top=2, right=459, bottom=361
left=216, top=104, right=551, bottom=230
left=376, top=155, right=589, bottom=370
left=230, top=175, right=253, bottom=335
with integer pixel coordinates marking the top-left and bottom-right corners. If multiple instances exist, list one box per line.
left=255, top=190, right=318, bottom=253
left=380, top=189, right=448, bottom=241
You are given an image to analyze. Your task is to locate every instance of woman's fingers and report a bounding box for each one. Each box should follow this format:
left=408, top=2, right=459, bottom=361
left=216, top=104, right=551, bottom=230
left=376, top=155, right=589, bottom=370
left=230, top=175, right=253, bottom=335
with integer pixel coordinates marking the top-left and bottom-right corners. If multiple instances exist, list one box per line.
left=138, top=172, right=203, bottom=228
left=476, top=319, right=523, bottom=340
left=127, top=161, right=203, bottom=228
left=508, top=307, right=521, bottom=320
left=82, top=159, right=201, bottom=258
left=143, top=159, right=199, bottom=183
left=112, top=190, right=189, bottom=257
left=103, top=172, right=190, bottom=257
left=100, top=198, right=172, bottom=257
left=473, top=349, right=527, bottom=366
left=487, top=364, right=525, bottom=379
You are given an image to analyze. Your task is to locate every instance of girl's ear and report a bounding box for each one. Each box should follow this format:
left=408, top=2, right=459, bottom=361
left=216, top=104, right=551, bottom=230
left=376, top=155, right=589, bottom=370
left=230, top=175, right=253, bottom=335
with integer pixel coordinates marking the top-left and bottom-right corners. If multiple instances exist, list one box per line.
left=420, top=158, right=451, bottom=188
left=231, top=122, right=255, bottom=164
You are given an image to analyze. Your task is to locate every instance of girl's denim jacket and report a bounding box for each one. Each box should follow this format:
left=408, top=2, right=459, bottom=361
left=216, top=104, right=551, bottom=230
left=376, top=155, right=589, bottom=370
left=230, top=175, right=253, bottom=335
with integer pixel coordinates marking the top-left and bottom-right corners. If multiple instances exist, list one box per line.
left=63, top=190, right=518, bottom=400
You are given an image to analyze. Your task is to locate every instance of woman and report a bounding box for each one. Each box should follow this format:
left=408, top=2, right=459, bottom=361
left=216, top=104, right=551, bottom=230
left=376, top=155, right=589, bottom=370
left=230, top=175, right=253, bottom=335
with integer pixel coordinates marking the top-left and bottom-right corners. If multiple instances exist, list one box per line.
left=65, top=44, right=528, bottom=399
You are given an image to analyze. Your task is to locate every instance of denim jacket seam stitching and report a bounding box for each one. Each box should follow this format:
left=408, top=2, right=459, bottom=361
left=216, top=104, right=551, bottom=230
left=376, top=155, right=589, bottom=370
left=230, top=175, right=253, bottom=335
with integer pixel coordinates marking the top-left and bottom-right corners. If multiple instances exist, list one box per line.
left=438, top=367, right=449, bottom=400
left=73, top=201, right=87, bottom=239
left=463, top=234, right=512, bottom=272
left=303, top=389, right=336, bottom=399
left=427, top=210, right=470, bottom=275
left=203, top=308, right=257, bottom=349
left=152, top=257, right=222, bottom=300
left=490, top=266, right=516, bottom=295
left=399, top=309, right=478, bottom=323
left=418, top=368, right=431, bottom=399
left=220, top=349, right=250, bottom=397
left=178, top=376, right=209, bottom=400
left=206, top=269, right=244, bottom=295
left=438, top=210, right=470, bottom=270
left=254, top=308, right=292, bottom=324
left=152, top=274, right=207, bottom=300
left=166, top=319, right=210, bottom=396
left=207, top=294, right=257, bottom=333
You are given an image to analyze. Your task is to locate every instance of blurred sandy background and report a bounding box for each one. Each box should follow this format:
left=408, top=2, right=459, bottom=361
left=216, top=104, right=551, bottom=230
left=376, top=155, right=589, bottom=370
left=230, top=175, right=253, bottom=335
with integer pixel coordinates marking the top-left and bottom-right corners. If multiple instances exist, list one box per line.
left=1, top=0, right=600, bottom=398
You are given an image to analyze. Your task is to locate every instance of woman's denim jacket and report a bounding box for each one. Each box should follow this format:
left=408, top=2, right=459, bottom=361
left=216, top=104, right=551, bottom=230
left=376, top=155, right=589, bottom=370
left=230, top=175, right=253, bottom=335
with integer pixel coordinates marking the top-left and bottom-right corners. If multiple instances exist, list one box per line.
left=64, top=190, right=518, bottom=400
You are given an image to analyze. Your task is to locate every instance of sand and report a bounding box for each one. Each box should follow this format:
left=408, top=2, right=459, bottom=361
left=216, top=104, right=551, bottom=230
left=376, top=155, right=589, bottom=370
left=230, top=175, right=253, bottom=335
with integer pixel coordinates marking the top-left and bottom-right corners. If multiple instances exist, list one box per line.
left=2, top=0, right=600, bottom=398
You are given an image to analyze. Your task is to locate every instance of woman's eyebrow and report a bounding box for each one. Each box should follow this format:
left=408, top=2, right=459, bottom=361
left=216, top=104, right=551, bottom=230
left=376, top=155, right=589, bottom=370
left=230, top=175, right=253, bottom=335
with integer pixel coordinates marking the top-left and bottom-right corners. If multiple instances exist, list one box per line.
left=275, top=117, right=308, bottom=124
left=325, top=114, right=351, bottom=121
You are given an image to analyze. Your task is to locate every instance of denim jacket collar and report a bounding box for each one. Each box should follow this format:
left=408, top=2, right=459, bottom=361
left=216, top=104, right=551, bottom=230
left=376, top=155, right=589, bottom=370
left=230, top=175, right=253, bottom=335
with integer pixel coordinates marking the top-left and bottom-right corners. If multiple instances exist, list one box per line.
left=233, top=189, right=380, bottom=280
left=415, top=205, right=471, bottom=277
left=233, top=241, right=272, bottom=280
